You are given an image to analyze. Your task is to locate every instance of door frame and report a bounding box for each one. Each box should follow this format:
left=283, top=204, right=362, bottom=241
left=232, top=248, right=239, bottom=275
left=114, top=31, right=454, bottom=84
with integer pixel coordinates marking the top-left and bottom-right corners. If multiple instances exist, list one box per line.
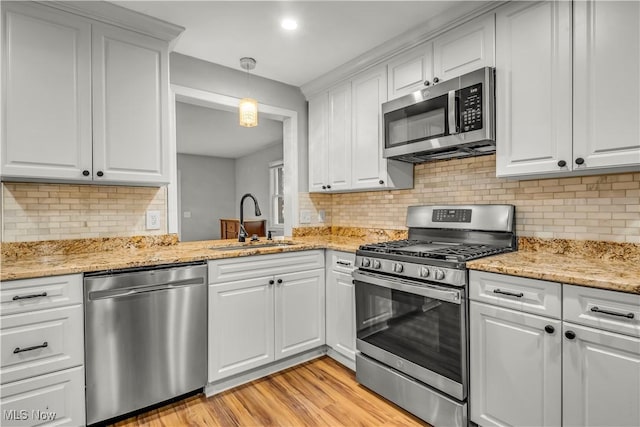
left=168, top=84, right=299, bottom=238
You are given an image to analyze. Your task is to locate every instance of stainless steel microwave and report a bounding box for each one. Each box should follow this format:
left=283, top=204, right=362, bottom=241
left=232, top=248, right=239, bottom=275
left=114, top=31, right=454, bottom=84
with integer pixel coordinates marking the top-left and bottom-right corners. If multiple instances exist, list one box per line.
left=382, top=67, right=495, bottom=163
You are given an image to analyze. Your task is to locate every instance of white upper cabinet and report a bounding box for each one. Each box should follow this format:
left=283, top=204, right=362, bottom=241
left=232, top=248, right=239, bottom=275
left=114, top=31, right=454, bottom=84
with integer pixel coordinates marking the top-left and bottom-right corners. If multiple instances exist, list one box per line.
left=308, top=67, right=413, bottom=193
left=1, top=2, right=181, bottom=185
left=327, top=82, right=352, bottom=192
left=351, top=67, right=388, bottom=189
left=386, top=43, right=433, bottom=100
left=386, top=13, right=495, bottom=102
left=433, top=13, right=495, bottom=82
left=496, top=1, right=573, bottom=177
left=497, top=0, right=640, bottom=178
left=92, top=24, right=170, bottom=184
left=1, top=3, right=92, bottom=180
left=308, top=92, right=329, bottom=192
left=573, top=0, right=640, bottom=170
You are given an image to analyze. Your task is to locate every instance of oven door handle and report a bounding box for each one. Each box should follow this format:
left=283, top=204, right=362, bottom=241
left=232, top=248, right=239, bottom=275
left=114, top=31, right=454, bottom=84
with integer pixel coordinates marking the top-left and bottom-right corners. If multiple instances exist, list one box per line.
left=352, top=271, right=462, bottom=304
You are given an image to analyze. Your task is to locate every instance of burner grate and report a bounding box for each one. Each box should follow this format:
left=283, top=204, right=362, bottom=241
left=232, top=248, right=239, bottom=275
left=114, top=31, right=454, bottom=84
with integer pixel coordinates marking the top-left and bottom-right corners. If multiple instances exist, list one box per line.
left=359, top=240, right=509, bottom=262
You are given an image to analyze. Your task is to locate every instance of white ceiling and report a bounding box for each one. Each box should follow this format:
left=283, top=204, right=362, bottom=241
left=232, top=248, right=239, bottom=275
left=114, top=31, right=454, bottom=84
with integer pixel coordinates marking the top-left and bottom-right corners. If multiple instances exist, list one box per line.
left=176, top=102, right=283, bottom=158
left=112, top=1, right=482, bottom=87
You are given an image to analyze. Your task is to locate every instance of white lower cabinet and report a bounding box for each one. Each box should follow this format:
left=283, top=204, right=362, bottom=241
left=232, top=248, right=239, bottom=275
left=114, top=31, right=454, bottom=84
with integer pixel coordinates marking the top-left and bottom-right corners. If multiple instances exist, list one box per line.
left=562, top=284, right=640, bottom=427
left=275, top=269, right=326, bottom=359
left=0, top=274, right=85, bottom=427
left=325, top=251, right=356, bottom=368
left=470, top=271, right=640, bottom=427
left=208, top=251, right=325, bottom=383
left=562, top=323, right=640, bottom=427
left=0, top=366, right=85, bottom=427
left=470, top=302, right=561, bottom=427
left=209, top=277, right=275, bottom=380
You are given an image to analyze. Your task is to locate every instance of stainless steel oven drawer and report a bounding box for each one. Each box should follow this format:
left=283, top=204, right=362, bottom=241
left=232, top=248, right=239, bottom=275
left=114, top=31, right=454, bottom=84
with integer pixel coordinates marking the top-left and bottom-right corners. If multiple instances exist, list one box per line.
left=356, top=354, right=467, bottom=427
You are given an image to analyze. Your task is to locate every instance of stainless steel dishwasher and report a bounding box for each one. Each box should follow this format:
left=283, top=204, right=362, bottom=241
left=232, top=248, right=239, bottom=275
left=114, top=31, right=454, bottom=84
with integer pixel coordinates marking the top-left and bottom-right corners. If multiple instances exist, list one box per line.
left=84, top=262, right=207, bottom=425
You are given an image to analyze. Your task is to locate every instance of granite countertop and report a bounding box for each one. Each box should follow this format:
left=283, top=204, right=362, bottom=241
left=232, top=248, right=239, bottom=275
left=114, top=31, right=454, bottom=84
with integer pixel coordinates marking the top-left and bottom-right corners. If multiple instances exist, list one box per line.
left=3, top=232, right=639, bottom=295
left=0, top=235, right=365, bottom=282
left=467, top=237, right=640, bottom=295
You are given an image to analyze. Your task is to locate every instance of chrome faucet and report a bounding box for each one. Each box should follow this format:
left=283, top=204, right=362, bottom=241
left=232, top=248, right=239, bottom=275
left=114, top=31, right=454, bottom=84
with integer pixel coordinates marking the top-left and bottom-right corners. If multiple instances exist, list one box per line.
left=238, top=193, right=262, bottom=242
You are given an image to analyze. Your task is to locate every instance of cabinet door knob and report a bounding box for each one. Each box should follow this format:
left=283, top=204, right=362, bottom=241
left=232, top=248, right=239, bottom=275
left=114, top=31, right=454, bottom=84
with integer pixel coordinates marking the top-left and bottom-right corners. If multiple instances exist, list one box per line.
left=321, top=185, right=326, bottom=190
left=82, top=170, right=90, bottom=176
left=575, top=157, right=585, bottom=165
left=277, top=278, right=283, bottom=284
left=423, top=80, right=431, bottom=87
left=269, top=279, right=274, bottom=285
left=544, top=325, right=555, bottom=334
left=326, top=185, right=331, bottom=189
left=96, top=171, right=104, bottom=177
left=557, top=160, right=566, bottom=168
left=565, top=330, right=576, bottom=340
left=379, top=179, right=384, bottom=185
left=433, top=77, right=440, bottom=84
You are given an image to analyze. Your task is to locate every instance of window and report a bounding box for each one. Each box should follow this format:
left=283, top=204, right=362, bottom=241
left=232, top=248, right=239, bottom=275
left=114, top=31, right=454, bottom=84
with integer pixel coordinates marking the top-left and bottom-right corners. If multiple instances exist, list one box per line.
left=269, top=160, right=284, bottom=228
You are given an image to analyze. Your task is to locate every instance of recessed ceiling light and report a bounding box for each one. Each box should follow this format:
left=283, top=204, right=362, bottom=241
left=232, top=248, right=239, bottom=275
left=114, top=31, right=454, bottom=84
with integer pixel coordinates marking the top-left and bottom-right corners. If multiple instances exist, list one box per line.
left=281, top=18, right=298, bottom=31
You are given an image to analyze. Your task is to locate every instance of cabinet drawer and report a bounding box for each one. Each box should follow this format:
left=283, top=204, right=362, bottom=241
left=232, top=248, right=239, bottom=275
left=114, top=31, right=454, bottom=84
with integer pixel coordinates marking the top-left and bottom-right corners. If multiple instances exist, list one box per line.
left=469, top=271, right=561, bottom=318
left=209, top=250, right=325, bottom=284
left=0, top=275, right=83, bottom=316
left=0, top=366, right=85, bottom=426
left=1, top=305, right=83, bottom=384
left=564, top=285, right=640, bottom=338
left=329, top=251, right=356, bottom=274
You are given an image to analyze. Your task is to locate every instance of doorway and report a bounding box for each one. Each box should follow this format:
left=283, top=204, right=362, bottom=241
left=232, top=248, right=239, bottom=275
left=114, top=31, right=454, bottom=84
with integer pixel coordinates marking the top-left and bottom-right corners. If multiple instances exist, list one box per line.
left=167, top=85, right=299, bottom=240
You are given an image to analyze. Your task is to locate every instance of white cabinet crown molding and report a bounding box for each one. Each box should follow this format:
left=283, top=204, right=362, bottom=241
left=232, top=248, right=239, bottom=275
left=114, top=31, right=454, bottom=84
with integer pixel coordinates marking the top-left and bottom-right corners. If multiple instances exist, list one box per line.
left=300, top=1, right=506, bottom=98
left=36, top=1, right=184, bottom=44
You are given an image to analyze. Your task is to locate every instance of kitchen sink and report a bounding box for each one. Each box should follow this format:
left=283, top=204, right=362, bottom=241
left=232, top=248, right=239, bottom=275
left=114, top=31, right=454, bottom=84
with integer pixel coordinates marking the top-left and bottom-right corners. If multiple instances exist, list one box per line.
left=208, top=242, right=297, bottom=251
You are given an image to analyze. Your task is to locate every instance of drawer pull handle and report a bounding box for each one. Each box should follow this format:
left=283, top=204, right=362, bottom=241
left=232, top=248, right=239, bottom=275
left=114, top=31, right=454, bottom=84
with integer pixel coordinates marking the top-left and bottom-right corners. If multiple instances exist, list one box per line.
left=590, top=306, right=634, bottom=319
left=12, top=292, right=48, bottom=301
left=14, top=342, right=48, bottom=354
left=493, top=289, right=524, bottom=298
left=336, top=261, right=352, bottom=266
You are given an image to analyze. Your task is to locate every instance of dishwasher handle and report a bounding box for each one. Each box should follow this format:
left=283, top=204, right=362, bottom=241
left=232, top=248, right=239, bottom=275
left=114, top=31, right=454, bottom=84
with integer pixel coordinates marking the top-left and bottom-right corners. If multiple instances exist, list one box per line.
left=88, top=278, right=204, bottom=301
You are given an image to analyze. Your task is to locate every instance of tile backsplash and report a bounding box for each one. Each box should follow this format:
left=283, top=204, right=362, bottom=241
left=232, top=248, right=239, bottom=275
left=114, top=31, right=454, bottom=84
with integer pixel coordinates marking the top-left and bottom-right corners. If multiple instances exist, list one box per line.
left=1, top=183, right=167, bottom=242
left=300, top=155, right=640, bottom=243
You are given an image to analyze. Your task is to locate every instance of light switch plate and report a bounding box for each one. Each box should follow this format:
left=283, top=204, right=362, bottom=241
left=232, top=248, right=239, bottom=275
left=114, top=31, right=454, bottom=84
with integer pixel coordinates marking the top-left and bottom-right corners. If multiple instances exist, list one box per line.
left=318, top=210, right=326, bottom=222
left=146, top=210, right=161, bottom=230
left=300, top=210, right=312, bottom=224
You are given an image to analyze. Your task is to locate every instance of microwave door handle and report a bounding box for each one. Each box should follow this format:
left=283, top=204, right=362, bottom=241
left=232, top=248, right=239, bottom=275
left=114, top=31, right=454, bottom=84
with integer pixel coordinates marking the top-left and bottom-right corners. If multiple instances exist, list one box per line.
left=448, top=90, right=458, bottom=135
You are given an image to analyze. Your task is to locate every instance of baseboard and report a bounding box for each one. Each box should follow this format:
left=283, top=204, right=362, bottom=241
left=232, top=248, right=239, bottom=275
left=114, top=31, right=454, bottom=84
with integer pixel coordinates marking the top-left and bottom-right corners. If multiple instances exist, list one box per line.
left=204, top=347, right=326, bottom=397
left=326, top=348, right=355, bottom=371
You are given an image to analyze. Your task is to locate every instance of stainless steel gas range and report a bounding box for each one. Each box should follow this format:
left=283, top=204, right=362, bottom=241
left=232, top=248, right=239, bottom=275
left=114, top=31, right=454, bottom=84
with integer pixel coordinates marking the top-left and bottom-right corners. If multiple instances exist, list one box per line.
left=354, top=204, right=516, bottom=427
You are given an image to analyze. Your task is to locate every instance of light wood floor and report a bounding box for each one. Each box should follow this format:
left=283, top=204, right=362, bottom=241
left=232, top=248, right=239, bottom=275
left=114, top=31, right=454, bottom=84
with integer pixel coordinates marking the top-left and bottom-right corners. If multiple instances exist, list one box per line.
left=113, top=356, right=430, bottom=427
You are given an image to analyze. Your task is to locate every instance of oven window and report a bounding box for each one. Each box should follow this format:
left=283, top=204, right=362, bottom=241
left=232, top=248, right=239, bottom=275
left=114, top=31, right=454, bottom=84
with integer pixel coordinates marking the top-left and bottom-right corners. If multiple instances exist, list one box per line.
left=355, top=280, right=462, bottom=384
left=384, top=94, right=448, bottom=148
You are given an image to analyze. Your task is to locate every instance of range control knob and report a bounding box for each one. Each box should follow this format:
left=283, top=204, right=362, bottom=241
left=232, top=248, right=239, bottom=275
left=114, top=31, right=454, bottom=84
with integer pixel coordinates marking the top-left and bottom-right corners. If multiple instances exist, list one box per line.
left=433, top=269, right=445, bottom=280
left=393, top=263, right=404, bottom=273
left=419, top=267, right=430, bottom=278
left=361, top=258, right=371, bottom=268
left=372, top=260, right=381, bottom=269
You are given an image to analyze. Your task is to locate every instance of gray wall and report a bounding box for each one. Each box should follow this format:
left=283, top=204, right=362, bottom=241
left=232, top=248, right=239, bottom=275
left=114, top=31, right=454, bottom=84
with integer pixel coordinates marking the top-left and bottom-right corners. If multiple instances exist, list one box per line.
left=170, top=52, right=309, bottom=191
left=177, top=154, right=236, bottom=241
left=235, top=143, right=283, bottom=233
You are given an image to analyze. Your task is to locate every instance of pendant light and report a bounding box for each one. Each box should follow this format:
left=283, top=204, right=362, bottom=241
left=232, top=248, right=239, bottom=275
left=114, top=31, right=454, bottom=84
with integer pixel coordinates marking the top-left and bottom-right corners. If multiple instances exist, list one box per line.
left=239, top=57, right=258, bottom=127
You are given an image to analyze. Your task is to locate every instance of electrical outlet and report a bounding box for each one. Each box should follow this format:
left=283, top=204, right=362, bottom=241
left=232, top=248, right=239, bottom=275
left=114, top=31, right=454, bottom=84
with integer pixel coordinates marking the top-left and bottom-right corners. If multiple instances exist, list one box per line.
left=183, top=211, right=192, bottom=218
left=146, top=210, right=161, bottom=230
left=318, top=210, right=326, bottom=222
left=300, top=210, right=312, bottom=224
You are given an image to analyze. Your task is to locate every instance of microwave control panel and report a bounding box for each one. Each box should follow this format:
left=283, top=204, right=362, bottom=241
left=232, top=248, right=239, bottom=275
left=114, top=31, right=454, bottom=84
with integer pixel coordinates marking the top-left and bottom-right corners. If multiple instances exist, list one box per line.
left=459, top=83, right=483, bottom=132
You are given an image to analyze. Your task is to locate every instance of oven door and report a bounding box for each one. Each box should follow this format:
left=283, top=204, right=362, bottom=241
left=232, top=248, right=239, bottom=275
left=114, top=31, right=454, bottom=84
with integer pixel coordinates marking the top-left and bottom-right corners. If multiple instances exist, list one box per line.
left=353, top=270, right=467, bottom=401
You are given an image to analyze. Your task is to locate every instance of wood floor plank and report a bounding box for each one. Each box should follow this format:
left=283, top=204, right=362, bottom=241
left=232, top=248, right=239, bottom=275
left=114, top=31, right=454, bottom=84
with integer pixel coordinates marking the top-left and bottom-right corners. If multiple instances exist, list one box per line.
left=113, top=356, right=430, bottom=427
